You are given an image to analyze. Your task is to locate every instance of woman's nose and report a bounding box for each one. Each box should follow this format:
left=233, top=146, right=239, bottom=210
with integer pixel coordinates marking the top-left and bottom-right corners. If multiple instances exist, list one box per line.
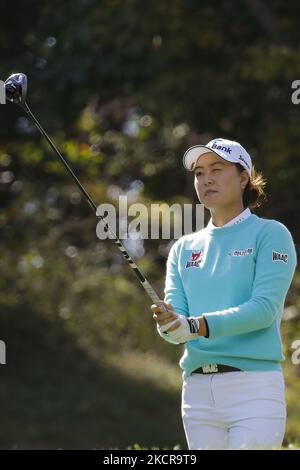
left=203, top=173, right=214, bottom=185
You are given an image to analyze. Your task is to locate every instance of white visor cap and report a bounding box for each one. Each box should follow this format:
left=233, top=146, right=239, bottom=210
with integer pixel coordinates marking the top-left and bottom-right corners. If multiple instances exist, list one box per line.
left=183, top=138, right=252, bottom=177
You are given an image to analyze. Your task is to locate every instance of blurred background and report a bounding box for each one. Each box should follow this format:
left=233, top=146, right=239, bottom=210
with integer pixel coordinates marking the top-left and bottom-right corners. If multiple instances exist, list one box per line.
left=0, top=0, right=299, bottom=449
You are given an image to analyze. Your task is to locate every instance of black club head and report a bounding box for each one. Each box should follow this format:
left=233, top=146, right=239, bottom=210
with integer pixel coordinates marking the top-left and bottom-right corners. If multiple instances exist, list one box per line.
left=5, top=73, right=27, bottom=105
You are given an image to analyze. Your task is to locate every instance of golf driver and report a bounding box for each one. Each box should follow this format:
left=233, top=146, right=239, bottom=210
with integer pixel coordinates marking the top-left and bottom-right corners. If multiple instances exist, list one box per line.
left=4, top=72, right=166, bottom=310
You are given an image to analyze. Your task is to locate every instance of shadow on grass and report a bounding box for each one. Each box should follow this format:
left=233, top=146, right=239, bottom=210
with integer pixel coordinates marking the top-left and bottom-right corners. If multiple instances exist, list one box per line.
left=0, top=303, right=186, bottom=449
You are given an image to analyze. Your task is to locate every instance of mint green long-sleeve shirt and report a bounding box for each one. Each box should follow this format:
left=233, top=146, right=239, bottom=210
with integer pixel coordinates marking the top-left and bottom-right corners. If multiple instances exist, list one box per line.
left=158, top=213, right=297, bottom=379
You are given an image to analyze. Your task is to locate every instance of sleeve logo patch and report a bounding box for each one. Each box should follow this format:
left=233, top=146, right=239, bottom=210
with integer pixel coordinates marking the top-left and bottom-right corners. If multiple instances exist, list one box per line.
left=272, top=251, right=288, bottom=263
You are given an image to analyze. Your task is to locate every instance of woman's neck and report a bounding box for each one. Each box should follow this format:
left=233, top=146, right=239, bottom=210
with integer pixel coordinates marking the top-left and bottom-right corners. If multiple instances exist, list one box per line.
left=210, top=204, right=245, bottom=227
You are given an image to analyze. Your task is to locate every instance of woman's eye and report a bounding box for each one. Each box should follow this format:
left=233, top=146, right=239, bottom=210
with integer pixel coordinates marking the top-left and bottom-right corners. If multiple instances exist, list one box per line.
left=195, top=169, right=221, bottom=176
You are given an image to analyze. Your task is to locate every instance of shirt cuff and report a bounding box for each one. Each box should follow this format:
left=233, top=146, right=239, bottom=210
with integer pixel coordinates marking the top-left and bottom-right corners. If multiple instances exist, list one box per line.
left=202, top=315, right=210, bottom=338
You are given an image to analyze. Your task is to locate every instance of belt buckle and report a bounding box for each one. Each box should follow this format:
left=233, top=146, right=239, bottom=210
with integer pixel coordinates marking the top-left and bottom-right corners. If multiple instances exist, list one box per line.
left=201, top=363, right=219, bottom=374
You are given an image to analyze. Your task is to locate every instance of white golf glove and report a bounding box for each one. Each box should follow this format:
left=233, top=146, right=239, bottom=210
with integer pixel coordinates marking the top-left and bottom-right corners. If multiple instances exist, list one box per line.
left=159, top=313, right=200, bottom=343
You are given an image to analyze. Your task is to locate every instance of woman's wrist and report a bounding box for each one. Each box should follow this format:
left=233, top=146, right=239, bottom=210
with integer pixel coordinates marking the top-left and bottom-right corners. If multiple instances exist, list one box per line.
left=197, top=316, right=208, bottom=336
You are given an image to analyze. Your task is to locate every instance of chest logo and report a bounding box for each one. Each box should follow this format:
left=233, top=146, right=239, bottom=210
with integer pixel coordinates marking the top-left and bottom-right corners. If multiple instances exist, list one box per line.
left=228, top=247, right=253, bottom=257
left=186, top=251, right=203, bottom=268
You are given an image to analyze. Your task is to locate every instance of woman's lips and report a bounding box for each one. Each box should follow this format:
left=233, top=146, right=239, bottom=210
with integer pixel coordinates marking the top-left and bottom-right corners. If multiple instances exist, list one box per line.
left=205, top=190, right=218, bottom=196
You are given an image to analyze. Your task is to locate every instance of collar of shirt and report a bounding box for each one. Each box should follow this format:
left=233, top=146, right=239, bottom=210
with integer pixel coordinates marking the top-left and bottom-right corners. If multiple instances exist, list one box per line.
left=207, top=207, right=251, bottom=229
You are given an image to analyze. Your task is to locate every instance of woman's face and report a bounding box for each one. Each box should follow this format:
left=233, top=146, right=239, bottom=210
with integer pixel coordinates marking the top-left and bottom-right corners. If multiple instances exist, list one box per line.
left=193, top=152, right=249, bottom=210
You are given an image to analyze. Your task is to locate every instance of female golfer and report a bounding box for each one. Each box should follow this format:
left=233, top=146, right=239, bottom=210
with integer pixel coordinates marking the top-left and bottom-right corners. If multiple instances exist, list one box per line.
left=151, top=138, right=297, bottom=450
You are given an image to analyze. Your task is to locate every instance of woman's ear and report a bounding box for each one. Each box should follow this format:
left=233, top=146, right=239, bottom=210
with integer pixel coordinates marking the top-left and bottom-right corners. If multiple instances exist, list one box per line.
left=240, top=171, right=250, bottom=190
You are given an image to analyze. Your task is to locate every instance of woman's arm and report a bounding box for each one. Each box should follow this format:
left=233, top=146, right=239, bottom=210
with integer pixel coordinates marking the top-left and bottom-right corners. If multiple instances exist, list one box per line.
left=156, top=240, right=189, bottom=345
left=202, top=221, right=297, bottom=339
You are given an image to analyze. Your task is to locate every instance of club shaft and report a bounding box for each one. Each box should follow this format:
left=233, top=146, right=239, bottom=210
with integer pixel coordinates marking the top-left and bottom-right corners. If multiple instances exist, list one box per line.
left=21, top=101, right=163, bottom=306
left=23, top=102, right=98, bottom=213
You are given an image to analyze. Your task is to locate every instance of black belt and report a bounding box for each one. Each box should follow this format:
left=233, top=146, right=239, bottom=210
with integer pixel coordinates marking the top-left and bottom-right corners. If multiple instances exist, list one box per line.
left=192, top=364, right=241, bottom=375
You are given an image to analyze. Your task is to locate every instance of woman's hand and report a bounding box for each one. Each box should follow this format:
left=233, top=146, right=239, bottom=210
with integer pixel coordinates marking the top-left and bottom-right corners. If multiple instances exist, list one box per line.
left=151, top=301, right=180, bottom=332
left=151, top=301, right=202, bottom=343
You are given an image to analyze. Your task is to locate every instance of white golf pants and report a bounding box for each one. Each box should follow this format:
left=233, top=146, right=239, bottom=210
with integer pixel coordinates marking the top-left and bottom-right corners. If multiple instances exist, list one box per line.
left=181, top=370, right=286, bottom=450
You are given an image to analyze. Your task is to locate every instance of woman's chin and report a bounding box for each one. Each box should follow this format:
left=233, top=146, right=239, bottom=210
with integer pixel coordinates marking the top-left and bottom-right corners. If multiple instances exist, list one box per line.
left=204, top=203, right=218, bottom=210
left=201, top=200, right=220, bottom=210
